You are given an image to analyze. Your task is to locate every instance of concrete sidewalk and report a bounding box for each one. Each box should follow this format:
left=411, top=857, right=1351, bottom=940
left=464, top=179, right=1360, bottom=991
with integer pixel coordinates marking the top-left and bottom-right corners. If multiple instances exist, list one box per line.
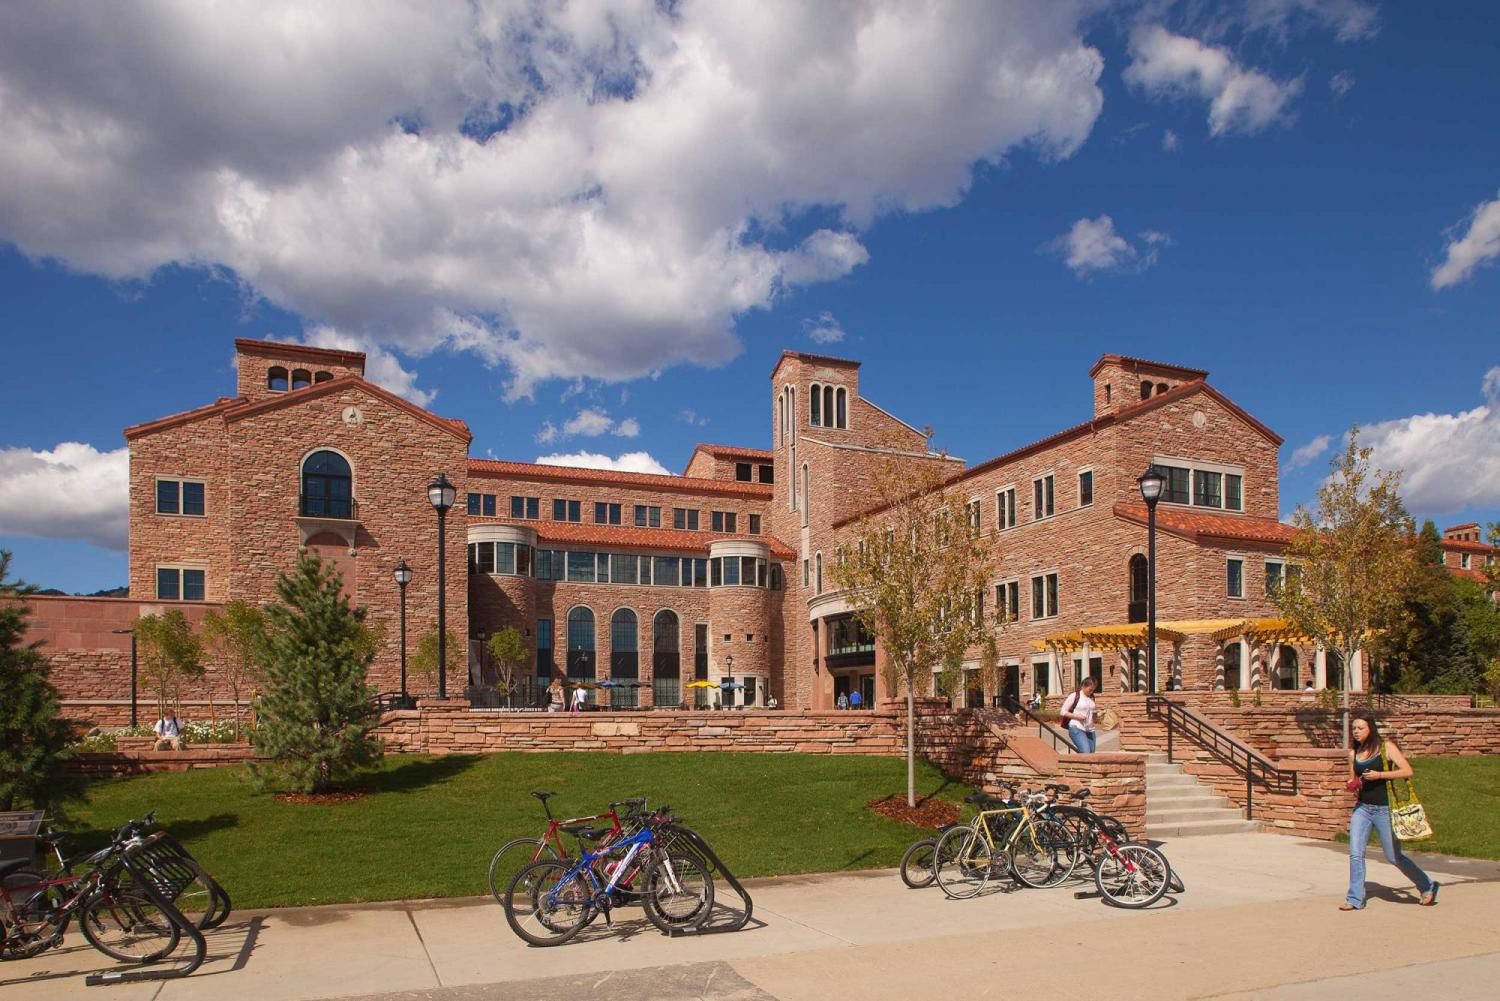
left=2, top=835, right=1496, bottom=1001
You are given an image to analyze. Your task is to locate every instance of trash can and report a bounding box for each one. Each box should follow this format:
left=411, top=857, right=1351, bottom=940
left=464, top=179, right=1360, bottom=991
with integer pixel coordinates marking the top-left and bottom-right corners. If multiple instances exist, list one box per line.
left=0, top=810, right=44, bottom=872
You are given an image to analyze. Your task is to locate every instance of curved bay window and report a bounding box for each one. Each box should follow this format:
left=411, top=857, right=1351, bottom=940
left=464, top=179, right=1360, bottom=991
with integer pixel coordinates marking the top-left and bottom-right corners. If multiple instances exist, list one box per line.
left=653, top=610, right=681, bottom=708
left=566, top=607, right=596, bottom=701
left=609, top=609, right=639, bottom=708
left=1128, top=554, right=1148, bottom=623
left=300, top=450, right=353, bottom=518
left=827, top=614, right=875, bottom=669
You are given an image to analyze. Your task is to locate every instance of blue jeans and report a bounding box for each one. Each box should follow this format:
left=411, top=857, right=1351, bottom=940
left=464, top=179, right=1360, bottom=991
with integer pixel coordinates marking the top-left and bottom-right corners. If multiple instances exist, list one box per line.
left=1067, top=724, right=1096, bottom=753
left=1346, top=802, right=1432, bottom=907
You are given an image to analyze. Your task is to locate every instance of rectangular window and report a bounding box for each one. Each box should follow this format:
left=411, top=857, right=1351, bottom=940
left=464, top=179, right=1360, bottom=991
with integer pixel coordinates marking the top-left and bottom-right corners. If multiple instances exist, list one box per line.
left=654, top=557, right=680, bottom=586
left=1194, top=470, right=1223, bottom=508
left=1227, top=558, right=1244, bottom=598
left=156, top=480, right=180, bottom=515
left=1031, top=573, right=1058, bottom=618
left=611, top=553, right=638, bottom=584
left=758, top=464, right=774, bottom=483
left=594, top=502, right=621, bottom=525
left=724, top=557, right=741, bottom=586
left=1032, top=475, right=1054, bottom=519
left=596, top=553, right=609, bottom=579
left=749, top=514, right=761, bottom=535
left=510, top=496, right=540, bottom=519
left=496, top=543, right=517, bottom=575
left=481, top=494, right=495, bottom=517
left=156, top=568, right=179, bottom=600
left=694, top=559, right=708, bottom=587
left=803, top=559, right=810, bottom=587
left=742, top=556, right=758, bottom=586
left=634, top=505, right=661, bottom=528
left=639, top=555, right=653, bottom=585
left=673, top=507, right=700, bottom=530
left=467, top=492, right=480, bottom=516
left=735, top=462, right=752, bottom=482
left=566, top=551, right=595, bottom=582
left=476, top=541, right=496, bottom=573
left=536, top=550, right=564, bottom=580
left=1078, top=470, right=1093, bottom=507
left=1033, top=661, right=1051, bottom=698
left=996, top=580, right=1020, bottom=623
left=1264, top=560, right=1284, bottom=595
left=182, top=569, right=204, bottom=601
left=511, top=495, right=524, bottom=518
left=1225, top=474, right=1243, bottom=511
left=966, top=499, right=981, bottom=536
left=516, top=545, right=531, bottom=576
left=996, top=488, right=1016, bottom=530
left=1162, top=465, right=1190, bottom=505
left=711, top=558, right=722, bottom=587
left=711, top=511, right=738, bottom=533
left=816, top=553, right=823, bottom=594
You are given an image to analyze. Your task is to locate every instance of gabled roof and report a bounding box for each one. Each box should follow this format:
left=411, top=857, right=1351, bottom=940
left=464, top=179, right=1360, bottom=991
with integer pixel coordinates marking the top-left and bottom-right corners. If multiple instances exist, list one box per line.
left=1441, top=538, right=1495, bottom=554
left=234, top=337, right=366, bottom=367
left=690, top=443, right=774, bottom=460
left=1113, top=501, right=1299, bottom=547
left=124, top=398, right=241, bottom=440
left=473, top=517, right=796, bottom=560
left=223, top=375, right=471, bottom=442
left=771, top=349, right=862, bottom=377
left=468, top=458, right=772, bottom=498
left=1088, top=354, right=1208, bottom=380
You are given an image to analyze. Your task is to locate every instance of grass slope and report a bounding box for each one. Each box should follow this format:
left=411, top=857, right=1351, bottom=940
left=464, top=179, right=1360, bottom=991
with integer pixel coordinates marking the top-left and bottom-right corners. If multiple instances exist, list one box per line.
left=67, top=752, right=971, bottom=909
left=1336, top=756, right=1500, bottom=861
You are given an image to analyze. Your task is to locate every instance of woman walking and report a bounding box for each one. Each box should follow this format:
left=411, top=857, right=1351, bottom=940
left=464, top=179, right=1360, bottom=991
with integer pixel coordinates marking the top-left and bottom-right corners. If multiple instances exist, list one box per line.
left=1059, top=676, right=1098, bottom=754
left=1343, top=711, right=1438, bottom=910
left=546, top=676, right=565, bottom=712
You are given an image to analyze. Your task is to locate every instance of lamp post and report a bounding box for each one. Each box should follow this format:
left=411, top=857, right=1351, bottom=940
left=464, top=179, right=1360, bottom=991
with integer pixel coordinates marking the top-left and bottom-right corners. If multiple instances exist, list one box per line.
left=724, top=654, right=734, bottom=709
left=426, top=473, right=457, bottom=699
left=393, top=560, right=412, bottom=705
left=1137, top=465, right=1167, bottom=693
left=111, top=628, right=138, bottom=727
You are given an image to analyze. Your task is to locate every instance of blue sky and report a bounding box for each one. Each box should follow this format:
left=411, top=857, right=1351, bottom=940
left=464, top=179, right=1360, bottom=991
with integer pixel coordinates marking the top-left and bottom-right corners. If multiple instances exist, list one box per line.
left=1, top=1, right=1497, bottom=593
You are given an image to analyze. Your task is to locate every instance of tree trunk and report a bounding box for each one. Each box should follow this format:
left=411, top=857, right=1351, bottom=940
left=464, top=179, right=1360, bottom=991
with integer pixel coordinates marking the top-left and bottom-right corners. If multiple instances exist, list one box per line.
left=906, top=682, right=916, bottom=809
left=1341, top=644, right=1353, bottom=749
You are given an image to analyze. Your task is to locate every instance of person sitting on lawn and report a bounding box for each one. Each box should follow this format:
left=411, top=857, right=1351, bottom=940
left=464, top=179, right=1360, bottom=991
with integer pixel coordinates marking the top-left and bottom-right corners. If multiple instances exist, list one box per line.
left=154, top=711, right=184, bottom=751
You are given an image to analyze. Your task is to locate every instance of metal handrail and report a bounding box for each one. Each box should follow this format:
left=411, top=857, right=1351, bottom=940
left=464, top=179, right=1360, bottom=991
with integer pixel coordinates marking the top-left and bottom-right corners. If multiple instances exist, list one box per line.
left=1001, top=695, right=1077, bottom=753
left=1144, top=695, right=1298, bottom=820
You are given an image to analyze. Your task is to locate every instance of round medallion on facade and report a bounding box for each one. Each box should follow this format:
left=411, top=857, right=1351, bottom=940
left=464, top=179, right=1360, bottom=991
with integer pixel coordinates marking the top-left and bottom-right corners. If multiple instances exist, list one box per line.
left=1192, top=410, right=1207, bottom=429
left=342, top=405, right=364, bottom=426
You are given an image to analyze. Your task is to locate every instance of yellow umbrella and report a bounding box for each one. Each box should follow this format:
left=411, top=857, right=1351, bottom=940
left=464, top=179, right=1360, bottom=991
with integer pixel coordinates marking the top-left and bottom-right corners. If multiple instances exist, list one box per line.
left=685, top=680, right=718, bottom=689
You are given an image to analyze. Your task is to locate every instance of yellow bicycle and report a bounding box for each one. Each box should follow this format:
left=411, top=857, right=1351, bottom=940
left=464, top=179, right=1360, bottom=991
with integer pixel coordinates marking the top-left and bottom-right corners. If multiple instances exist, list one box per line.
left=932, top=788, right=1075, bottom=898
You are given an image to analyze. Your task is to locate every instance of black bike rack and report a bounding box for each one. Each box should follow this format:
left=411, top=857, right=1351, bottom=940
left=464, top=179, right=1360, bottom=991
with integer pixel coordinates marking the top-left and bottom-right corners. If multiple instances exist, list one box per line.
left=657, top=823, right=753, bottom=934
left=127, top=832, right=233, bottom=930
left=85, top=838, right=206, bottom=986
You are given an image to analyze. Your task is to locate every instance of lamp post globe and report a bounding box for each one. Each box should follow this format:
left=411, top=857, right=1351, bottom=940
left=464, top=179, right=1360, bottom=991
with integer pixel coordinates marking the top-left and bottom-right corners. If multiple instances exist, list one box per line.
left=427, top=474, right=456, bottom=699
left=1137, top=465, right=1165, bottom=693
left=394, top=560, right=412, bottom=703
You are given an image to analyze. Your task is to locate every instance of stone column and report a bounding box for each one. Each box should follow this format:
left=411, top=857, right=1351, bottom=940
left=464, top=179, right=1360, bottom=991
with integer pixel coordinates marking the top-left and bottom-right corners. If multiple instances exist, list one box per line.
left=1171, top=642, right=1183, bottom=689
left=1351, top=648, right=1364, bottom=692
left=1080, top=640, right=1092, bottom=689
left=1265, top=643, right=1281, bottom=690
left=1049, top=649, right=1061, bottom=695
left=1119, top=648, right=1132, bottom=692
left=1241, top=633, right=1256, bottom=690
left=1214, top=643, right=1226, bottom=691
left=1314, top=645, right=1327, bottom=690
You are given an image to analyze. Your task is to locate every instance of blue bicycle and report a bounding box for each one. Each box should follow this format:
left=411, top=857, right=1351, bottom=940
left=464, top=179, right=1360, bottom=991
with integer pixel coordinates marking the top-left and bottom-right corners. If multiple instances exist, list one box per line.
left=503, top=806, right=714, bottom=946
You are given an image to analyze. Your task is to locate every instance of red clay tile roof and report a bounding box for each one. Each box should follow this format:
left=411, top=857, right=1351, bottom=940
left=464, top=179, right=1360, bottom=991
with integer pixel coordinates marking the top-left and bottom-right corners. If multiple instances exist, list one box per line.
left=692, top=443, right=774, bottom=460
left=467, top=458, right=772, bottom=498
left=234, top=337, right=366, bottom=367
left=1087, top=354, right=1209, bottom=380
left=123, top=398, right=240, bottom=440
left=1113, top=501, right=1300, bottom=546
left=473, top=517, right=795, bottom=559
left=1444, top=522, right=1480, bottom=531
left=1448, top=566, right=1491, bottom=583
left=775, top=349, right=862, bottom=368
left=222, top=375, right=472, bottom=442
left=1441, top=538, right=1495, bottom=554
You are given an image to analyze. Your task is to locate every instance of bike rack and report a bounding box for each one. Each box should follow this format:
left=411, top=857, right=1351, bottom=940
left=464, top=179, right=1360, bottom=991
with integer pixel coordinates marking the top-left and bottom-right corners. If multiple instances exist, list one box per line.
left=85, top=838, right=206, bottom=986
left=126, top=832, right=233, bottom=930
left=657, top=823, right=753, bottom=934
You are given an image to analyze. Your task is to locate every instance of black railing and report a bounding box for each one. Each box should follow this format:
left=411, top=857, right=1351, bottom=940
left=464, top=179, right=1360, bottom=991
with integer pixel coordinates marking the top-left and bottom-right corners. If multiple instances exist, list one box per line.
left=1144, top=695, right=1298, bottom=820
left=1001, top=695, right=1077, bottom=753
left=372, top=691, right=416, bottom=712
left=298, top=494, right=359, bottom=519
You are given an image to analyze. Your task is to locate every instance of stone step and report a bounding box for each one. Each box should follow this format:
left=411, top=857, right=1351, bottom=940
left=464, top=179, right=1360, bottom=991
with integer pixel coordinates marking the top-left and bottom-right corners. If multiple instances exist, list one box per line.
left=1147, top=817, right=1262, bottom=838
left=1146, top=805, right=1245, bottom=824
left=1143, top=773, right=1198, bottom=788
left=1145, top=790, right=1232, bottom=809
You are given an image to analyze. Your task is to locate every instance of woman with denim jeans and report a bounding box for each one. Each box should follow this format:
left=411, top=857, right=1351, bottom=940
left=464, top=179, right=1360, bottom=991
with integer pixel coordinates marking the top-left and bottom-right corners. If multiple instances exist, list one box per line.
left=1343, top=711, right=1437, bottom=910
left=1059, top=676, right=1098, bottom=754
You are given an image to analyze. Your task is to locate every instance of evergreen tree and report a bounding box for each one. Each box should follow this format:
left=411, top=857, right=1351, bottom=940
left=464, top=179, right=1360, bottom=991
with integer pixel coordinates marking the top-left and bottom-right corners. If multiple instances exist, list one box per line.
left=0, top=551, right=82, bottom=812
left=1380, top=521, right=1487, bottom=694
left=250, top=557, right=382, bottom=794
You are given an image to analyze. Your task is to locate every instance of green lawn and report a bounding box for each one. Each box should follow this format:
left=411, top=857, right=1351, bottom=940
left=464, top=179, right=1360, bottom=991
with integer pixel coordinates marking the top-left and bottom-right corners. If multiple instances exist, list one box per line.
left=1340, top=757, right=1500, bottom=860
left=63, top=752, right=971, bottom=909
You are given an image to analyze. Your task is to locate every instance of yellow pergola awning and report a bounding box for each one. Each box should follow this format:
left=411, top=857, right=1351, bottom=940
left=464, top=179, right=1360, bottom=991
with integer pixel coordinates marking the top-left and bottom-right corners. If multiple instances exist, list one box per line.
left=1030, top=617, right=1315, bottom=652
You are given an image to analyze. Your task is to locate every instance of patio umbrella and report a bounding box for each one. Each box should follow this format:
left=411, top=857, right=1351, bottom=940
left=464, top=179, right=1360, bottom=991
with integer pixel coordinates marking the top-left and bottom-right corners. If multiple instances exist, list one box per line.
left=685, top=680, right=718, bottom=689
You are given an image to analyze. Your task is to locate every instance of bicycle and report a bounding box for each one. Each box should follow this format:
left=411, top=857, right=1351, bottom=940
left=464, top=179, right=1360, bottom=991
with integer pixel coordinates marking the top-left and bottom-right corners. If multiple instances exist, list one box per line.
left=485, top=791, right=646, bottom=906
left=933, top=788, right=1076, bottom=898
left=1043, top=787, right=1175, bottom=907
left=898, top=824, right=962, bottom=889
left=503, top=806, right=713, bottom=946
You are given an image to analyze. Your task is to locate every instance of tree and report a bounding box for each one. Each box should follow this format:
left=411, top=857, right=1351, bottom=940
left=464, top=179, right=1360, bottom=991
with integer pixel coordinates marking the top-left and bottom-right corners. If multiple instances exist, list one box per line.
left=0, top=551, right=82, bottom=812
left=250, top=557, right=382, bottom=794
left=828, top=454, right=996, bottom=808
left=200, top=599, right=266, bottom=740
left=412, top=628, right=463, bottom=691
left=1273, top=430, right=1417, bottom=747
left=134, top=608, right=205, bottom=724
left=487, top=627, right=527, bottom=707
left=1378, top=520, right=1477, bottom=694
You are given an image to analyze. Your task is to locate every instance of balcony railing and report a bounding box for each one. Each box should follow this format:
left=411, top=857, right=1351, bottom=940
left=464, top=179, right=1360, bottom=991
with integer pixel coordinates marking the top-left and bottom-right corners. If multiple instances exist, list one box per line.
left=298, top=494, right=359, bottom=520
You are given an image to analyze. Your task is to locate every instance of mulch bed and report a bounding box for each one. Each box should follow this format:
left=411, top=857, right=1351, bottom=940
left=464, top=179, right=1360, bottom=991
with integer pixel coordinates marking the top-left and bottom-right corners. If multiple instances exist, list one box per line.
left=867, top=794, right=960, bottom=828
left=273, top=790, right=371, bottom=805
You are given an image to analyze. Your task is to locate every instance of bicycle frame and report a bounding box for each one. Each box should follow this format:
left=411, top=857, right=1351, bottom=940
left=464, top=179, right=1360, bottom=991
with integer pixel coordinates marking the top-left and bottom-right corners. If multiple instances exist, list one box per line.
left=955, top=800, right=1043, bottom=867
left=0, top=866, right=102, bottom=955
left=545, top=823, right=682, bottom=909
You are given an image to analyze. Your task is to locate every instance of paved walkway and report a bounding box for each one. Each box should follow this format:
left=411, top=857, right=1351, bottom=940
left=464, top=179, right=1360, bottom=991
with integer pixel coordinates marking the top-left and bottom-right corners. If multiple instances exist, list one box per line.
left=3, top=835, right=1497, bottom=1000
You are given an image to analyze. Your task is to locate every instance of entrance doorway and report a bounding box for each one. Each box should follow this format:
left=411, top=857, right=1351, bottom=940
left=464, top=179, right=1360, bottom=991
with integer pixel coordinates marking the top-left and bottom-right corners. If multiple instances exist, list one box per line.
left=1002, top=664, right=1020, bottom=706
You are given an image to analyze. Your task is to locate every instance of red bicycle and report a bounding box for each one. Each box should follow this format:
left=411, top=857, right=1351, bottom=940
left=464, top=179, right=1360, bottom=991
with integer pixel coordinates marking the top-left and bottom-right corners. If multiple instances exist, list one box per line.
left=485, top=792, right=645, bottom=905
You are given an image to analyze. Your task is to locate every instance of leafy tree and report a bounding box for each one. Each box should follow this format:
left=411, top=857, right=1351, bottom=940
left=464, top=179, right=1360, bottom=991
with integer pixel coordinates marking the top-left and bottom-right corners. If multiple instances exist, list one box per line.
left=487, top=627, right=527, bottom=707
left=0, top=551, right=82, bottom=812
left=1273, top=430, right=1417, bottom=747
left=250, top=557, right=382, bottom=794
left=200, top=599, right=266, bottom=740
left=134, top=608, right=205, bottom=724
left=412, top=628, right=464, bottom=691
left=828, top=454, right=996, bottom=808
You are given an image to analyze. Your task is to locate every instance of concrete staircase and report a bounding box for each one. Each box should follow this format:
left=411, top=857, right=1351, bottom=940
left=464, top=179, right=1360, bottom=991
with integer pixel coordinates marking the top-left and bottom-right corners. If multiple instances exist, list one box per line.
left=1145, top=752, right=1261, bottom=838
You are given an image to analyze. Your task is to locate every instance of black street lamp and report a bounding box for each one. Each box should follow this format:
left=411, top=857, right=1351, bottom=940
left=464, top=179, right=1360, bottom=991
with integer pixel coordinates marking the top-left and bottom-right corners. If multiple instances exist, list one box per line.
left=1137, top=465, right=1167, bottom=693
left=111, top=627, right=138, bottom=727
left=393, top=560, right=412, bottom=705
left=426, top=473, right=457, bottom=699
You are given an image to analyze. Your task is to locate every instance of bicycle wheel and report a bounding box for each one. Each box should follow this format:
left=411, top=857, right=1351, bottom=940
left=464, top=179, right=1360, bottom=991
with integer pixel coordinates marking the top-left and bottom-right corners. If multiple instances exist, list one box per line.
left=487, top=838, right=559, bottom=907
left=641, top=852, right=715, bottom=935
left=1095, top=843, right=1170, bottom=909
left=1, top=872, right=64, bottom=960
left=899, top=839, right=937, bottom=889
left=504, top=860, right=591, bottom=947
left=79, top=890, right=181, bottom=963
left=933, top=826, right=992, bottom=899
left=1008, top=823, right=1062, bottom=889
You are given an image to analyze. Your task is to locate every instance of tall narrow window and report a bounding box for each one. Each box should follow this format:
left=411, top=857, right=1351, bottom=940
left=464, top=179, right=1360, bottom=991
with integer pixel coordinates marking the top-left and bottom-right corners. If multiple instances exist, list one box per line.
left=566, top=607, right=596, bottom=691
left=1227, top=558, right=1244, bottom=598
left=609, top=609, right=639, bottom=708
left=156, top=480, right=180, bottom=515
left=810, top=384, right=821, bottom=426
left=802, top=465, right=810, bottom=527
left=653, top=610, right=681, bottom=708
left=815, top=553, right=823, bottom=594
left=824, top=385, right=835, bottom=428
left=1032, top=475, right=1054, bottom=519
left=1225, top=474, right=1243, bottom=511
left=1078, top=470, right=1093, bottom=507
left=835, top=387, right=847, bottom=429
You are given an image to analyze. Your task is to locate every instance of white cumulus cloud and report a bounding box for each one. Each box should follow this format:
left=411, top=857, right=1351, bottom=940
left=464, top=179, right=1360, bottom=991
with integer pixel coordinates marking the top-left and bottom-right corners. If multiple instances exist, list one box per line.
left=1124, top=25, right=1303, bottom=136
left=1048, top=215, right=1169, bottom=277
left=533, top=451, right=672, bottom=476
left=1356, top=367, right=1500, bottom=514
left=539, top=407, right=641, bottom=443
left=1288, top=433, right=1334, bottom=468
left=0, top=0, right=1107, bottom=399
left=302, top=327, right=435, bottom=406
left=801, top=310, right=847, bottom=345
left=0, top=443, right=129, bottom=550
left=1430, top=193, right=1500, bottom=290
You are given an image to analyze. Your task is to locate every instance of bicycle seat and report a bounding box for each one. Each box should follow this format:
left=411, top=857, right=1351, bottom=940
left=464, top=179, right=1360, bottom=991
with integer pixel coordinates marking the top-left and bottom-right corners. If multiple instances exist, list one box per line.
left=0, top=858, right=35, bottom=880
left=1071, top=789, right=1092, bottom=800
left=531, top=790, right=558, bottom=801
left=1044, top=782, right=1070, bottom=793
left=561, top=825, right=610, bottom=841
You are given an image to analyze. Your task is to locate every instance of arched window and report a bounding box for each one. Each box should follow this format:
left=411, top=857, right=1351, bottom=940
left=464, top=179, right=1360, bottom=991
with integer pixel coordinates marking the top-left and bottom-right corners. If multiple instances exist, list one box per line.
left=778, top=390, right=785, bottom=444
left=653, top=610, right=680, bottom=707
left=314, top=370, right=334, bottom=383
left=1139, top=380, right=1152, bottom=400
left=301, top=450, right=352, bottom=518
left=824, top=385, right=835, bottom=428
left=1128, top=554, right=1148, bottom=622
left=609, top=609, right=638, bottom=707
left=835, top=387, right=847, bottom=429
left=268, top=366, right=289, bottom=392
left=810, top=383, right=821, bottom=426
left=1155, top=382, right=1169, bottom=396
left=291, top=369, right=312, bottom=390
left=566, top=607, right=595, bottom=688
left=1222, top=641, right=1242, bottom=690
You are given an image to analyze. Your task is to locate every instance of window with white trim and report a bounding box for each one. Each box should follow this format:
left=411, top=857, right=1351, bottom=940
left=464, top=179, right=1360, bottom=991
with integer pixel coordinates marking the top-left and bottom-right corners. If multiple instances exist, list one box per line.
left=1155, top=459, right=1244, bottom=512
left=995, top=487, right=1016, bottom=530
left=996, top=579, right=1020, bottom=623
left=1227, top=557, right=1245, bottom=599
left=1077, top=469, right=1093, bottom=508
left=156, top=478, right=206, bottom=517
left=1030, top=572, right=1058, bottom=619
left=1264, top=560, right=1284, bottom=595
left=1032, top=475, right=1054, bottom=520
left=156, top=566, right=205, bottom=601
left=966, top=499, right=981, bottom=537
